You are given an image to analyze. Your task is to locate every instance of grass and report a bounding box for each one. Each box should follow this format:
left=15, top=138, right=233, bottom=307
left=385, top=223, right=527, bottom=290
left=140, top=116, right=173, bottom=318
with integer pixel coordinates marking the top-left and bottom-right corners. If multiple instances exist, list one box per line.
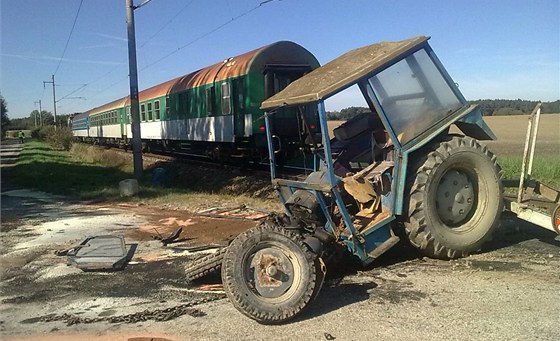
left=4, top=141, right=134, bottom=199
left=5, top=141, right=556, bottom=212
left=2, top=141, right=280, bottom=211
left=498, top=154, right=560, bottom=188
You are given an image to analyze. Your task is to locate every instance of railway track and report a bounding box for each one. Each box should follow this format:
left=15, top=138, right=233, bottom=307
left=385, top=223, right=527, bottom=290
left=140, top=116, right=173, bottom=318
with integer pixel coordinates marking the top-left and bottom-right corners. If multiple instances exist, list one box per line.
left=89, top=143, right=309, bottom=182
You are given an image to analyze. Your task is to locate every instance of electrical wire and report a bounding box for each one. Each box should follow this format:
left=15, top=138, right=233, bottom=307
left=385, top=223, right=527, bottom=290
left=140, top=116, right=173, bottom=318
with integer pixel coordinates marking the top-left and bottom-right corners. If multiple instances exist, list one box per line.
left=140, top=0, right=278, bottom=71
left=139, top=0, right=196, bottom=49
left=62, top=0, right=278, bottom=105
left=53, top=0, right=84, bottom=76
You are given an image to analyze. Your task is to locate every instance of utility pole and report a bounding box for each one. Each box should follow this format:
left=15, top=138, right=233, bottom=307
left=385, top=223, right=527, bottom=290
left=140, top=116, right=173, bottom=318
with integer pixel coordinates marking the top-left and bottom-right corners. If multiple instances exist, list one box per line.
left=33, top=104, right=38, bottom=128
left=125, top=0, right=152, bottom=179
left=43, top=75, right=57, bottom=125
left=34, top=100, right=43, bottom=127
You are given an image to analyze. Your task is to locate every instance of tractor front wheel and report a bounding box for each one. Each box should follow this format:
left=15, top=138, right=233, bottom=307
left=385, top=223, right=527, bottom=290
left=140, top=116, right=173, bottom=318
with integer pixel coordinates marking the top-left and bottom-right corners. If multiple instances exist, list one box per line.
left=222, top=223, right=324, bottom=324
left=403, top=136, right=503, bottom=259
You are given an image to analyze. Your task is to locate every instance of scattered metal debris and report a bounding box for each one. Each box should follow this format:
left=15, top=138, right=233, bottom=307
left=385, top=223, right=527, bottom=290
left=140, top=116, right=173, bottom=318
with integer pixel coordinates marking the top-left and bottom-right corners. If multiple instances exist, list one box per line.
left=197, top=205, right=271, bottom=220
left=65, top=235, right=130, bottom=270
left=152, top=227, right=183, bottom=245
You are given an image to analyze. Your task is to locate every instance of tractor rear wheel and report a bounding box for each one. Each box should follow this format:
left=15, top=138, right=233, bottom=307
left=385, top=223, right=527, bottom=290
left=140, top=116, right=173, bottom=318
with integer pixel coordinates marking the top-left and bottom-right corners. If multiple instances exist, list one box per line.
left=403, top=136, right=503, bottom=259
left=222, top=223, right=324, bottom=324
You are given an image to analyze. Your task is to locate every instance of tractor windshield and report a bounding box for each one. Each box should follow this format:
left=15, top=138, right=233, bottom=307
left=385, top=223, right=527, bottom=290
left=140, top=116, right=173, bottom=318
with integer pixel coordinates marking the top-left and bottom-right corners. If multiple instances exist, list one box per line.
left=368, top=48, right=463, bottom=144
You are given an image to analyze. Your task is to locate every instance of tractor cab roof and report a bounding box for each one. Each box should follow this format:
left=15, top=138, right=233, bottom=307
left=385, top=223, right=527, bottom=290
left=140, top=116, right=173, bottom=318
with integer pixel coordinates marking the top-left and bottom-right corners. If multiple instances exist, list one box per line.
left=261, top=36, right=429, bottom=110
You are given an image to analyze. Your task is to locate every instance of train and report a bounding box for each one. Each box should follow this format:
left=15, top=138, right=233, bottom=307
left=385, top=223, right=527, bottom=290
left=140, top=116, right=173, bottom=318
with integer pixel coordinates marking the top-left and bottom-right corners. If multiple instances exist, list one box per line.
left=71, top=41, right=322, bottom=162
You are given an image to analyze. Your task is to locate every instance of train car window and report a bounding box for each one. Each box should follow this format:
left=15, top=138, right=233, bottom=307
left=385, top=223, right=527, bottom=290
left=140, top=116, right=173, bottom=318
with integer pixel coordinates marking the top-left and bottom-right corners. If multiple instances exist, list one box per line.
left=147, top=102, right=153, bottom=121
left=155, top=100, right=160, bottom=120
left=206, top=87, right=215, bottom=116
left=126, top=107, right=131, bottom=124
left=140, top=104, right=146, bottom=121
left=221, top=82, right=231, bottom=115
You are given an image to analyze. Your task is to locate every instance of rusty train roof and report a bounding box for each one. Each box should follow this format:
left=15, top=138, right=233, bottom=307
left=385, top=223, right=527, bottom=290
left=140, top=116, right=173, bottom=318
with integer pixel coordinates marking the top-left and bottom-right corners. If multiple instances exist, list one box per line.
left=261, top=36, right=430, bottom=110
left=137, top=40, right=316, bottom=101
left=84, top=41, right=317, bottom=116
left=84, top=97, right=128, bottom=117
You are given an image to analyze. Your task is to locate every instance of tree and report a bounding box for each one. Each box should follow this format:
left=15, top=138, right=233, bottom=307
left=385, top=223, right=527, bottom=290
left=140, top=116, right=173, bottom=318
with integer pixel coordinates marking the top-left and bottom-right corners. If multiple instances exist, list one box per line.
left=326, top=106, right=370, bottom=120
left=1, top=96, right=10, bottom=137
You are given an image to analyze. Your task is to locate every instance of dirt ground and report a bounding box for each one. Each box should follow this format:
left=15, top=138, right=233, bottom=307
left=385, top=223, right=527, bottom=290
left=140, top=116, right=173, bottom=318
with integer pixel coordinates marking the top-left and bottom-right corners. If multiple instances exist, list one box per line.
left=1, top=187, right=559, bottom=341
left=1, top=116, right=559, bottom=341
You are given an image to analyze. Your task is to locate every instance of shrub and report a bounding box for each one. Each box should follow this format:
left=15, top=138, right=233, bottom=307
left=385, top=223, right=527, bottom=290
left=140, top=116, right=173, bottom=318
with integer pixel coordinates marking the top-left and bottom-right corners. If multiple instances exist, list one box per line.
left=46, top=126, right=74, bottom=150
left=32, top=126, right=55, bottom=140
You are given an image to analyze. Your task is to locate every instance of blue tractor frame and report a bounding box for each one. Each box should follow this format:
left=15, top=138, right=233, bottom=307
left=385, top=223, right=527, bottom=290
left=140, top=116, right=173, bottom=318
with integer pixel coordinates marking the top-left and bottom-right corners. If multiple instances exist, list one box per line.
left=262, top=38, right=495, bottom=265
left=221, top=36, right=503, bottom=324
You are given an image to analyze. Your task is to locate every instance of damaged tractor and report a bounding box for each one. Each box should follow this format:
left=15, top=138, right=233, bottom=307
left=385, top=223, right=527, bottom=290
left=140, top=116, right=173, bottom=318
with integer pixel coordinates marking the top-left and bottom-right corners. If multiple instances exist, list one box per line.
left=191, top=36, right=505, bottom=323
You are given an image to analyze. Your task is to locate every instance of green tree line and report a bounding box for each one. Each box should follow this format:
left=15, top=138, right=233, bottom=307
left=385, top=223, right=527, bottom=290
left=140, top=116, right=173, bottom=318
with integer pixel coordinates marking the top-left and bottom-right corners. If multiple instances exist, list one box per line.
left=326, top=99, right=559, bottom=120
left=468, top=99, right=559, bottom=116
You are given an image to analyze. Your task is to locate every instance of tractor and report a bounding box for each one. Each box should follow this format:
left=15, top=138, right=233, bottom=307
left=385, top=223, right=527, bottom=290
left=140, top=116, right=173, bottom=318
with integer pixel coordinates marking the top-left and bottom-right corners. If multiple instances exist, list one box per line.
left=214, top=36, right=504, bottom=323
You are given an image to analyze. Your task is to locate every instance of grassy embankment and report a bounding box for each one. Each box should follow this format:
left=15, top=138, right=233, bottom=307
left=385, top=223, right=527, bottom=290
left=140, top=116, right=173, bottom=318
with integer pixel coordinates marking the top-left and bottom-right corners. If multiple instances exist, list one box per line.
left=3, top=141, right=558, bottom=209
left=3, top=141, right=279, bottom=211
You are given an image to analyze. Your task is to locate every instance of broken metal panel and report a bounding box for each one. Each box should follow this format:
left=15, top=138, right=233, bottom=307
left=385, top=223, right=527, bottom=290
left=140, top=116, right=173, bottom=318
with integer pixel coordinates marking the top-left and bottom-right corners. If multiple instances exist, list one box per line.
left=67, top=235, right=129, bottom=270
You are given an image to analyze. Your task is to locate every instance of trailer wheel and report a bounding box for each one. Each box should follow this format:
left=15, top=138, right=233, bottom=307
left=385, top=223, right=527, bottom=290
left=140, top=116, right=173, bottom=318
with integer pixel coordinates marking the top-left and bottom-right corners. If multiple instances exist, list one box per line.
left=552, top=204, right=560, bottom=234
left=403, top=136, right=503, bottom=259
left=222, top=224, right=323, bottom=324
left=185, top=248, right=226, bottom=282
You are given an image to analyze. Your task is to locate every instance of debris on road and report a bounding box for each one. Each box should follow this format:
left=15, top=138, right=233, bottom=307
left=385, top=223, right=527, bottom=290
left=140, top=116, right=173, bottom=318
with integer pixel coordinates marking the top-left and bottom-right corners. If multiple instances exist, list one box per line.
left=197, top=205, right=271, bottom=220
left=26, top=297, right=219, bottom=326
left=65, top=235, right=131, bottom=271
left=152, top=227, right=183, bottom=245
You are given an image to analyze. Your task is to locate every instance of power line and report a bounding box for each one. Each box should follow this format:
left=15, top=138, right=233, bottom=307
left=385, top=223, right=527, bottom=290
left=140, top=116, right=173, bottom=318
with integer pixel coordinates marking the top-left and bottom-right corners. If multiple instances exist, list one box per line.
left=57, top=0, right=195, bottom=103
left=53, top=0, right=84, bottom=76
left=57, top=83, right=88, bottom=102
left=138, top=0, right=196, bottom=49
left=62, top=0, right=278, bottom=105
left=140, top=0, right=278, bottom=72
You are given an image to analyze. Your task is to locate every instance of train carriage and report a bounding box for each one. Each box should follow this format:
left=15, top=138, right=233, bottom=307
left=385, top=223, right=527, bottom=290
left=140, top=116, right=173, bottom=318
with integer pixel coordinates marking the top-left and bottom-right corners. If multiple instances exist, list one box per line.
left=70, top=112, right=90, bottom=139
left=73, top=41, right=320, bottom=161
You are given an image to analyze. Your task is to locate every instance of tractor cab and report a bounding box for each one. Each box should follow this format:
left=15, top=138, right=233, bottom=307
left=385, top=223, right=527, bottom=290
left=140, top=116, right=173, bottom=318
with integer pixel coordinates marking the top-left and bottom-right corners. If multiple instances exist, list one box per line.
left=222, top=36, right=503, bottom=324
left=259, top=36, right=496, bottom=264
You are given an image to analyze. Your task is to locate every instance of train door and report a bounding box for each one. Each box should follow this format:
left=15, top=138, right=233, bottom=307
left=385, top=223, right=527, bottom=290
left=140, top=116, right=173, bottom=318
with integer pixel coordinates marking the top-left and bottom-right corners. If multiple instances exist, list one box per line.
left=264, top=65, right=315, bottom=157
left=232, top=78, right=246, bottom=137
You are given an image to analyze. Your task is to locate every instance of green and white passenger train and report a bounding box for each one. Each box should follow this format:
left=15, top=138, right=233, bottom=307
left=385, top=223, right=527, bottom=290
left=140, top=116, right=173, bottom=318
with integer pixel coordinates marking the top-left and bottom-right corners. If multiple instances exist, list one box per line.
left=71, top=41, right=321, bottom=162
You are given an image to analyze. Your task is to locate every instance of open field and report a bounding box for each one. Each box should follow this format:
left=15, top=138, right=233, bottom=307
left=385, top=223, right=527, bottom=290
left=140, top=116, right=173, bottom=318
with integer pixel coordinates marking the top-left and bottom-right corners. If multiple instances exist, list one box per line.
left=328, top=114, right=560, bottom=156
left=479, top=114, right=559, bottom=156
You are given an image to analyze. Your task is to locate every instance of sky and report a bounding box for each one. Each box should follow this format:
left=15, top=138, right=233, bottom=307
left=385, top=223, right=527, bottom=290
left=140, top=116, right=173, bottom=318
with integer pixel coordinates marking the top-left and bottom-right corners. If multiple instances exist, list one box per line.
left=1, top=0, right=559, bottom=119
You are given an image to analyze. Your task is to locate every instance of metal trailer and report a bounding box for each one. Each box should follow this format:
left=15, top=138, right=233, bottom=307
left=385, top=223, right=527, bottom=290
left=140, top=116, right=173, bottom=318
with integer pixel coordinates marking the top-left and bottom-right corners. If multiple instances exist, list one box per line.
left=217, top=36, right=552, bottom=324
left=504, top=103, right=560, bottom=238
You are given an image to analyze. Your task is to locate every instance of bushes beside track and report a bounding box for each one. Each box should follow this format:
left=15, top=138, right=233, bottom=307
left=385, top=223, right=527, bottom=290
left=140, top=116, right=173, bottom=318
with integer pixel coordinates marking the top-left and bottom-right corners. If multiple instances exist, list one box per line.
left=31, top=126, right=74, bottom=151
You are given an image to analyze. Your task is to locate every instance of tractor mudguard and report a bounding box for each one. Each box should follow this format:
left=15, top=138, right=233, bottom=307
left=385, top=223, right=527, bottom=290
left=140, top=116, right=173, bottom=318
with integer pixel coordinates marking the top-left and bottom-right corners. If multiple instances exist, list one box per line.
left=455, top=107, right=496, bottom=141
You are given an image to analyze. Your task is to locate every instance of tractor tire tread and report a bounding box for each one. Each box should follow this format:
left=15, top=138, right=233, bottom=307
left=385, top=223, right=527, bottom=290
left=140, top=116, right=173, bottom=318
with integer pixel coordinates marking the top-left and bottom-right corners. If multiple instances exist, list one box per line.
left=185, top=248, right=227, bottom=282
left=404, top=136, right=503, bottom=259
